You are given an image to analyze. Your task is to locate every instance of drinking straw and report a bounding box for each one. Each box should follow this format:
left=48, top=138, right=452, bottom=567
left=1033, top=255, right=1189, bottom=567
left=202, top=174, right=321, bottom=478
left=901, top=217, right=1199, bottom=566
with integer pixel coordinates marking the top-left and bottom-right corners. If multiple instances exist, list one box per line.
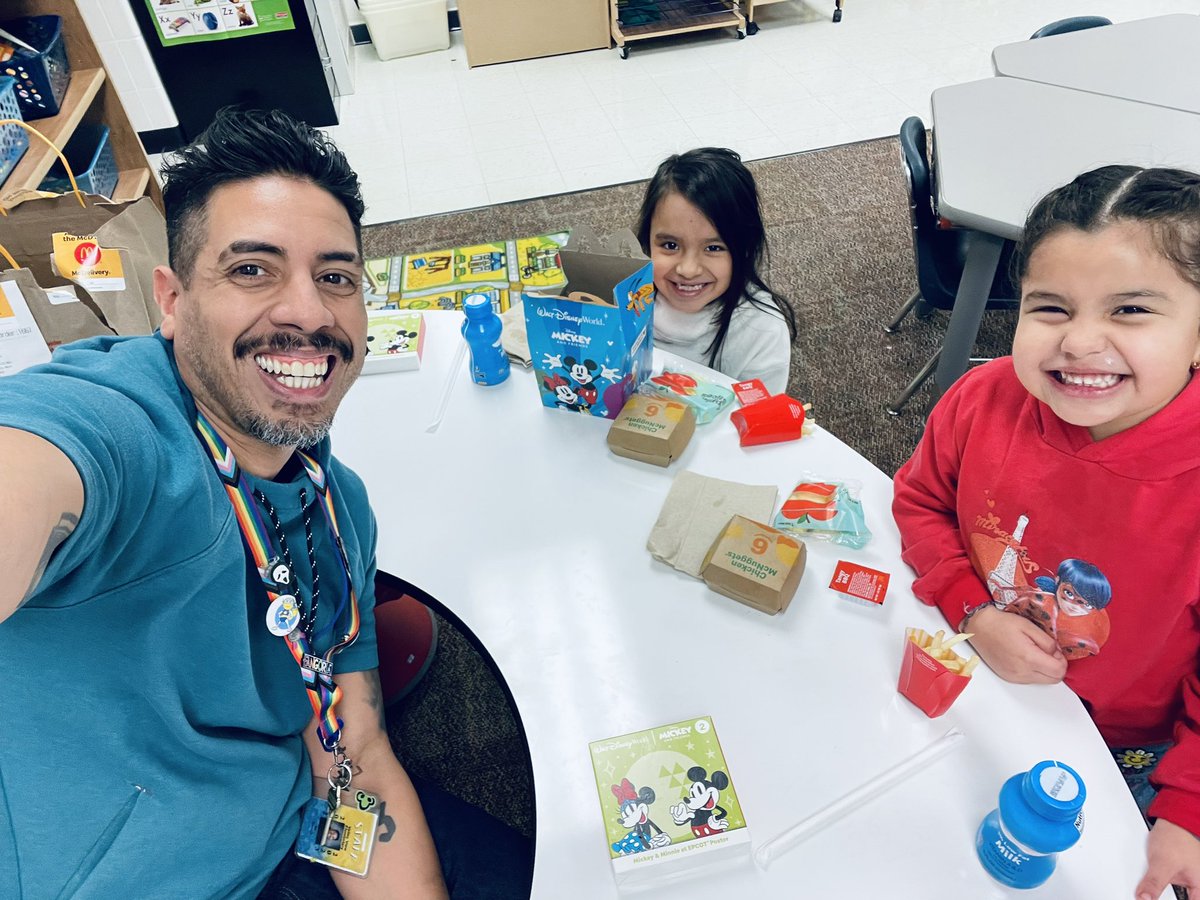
left=425, top=339, right=468, bottom=434
left=754, top=727, right=966, bottom=869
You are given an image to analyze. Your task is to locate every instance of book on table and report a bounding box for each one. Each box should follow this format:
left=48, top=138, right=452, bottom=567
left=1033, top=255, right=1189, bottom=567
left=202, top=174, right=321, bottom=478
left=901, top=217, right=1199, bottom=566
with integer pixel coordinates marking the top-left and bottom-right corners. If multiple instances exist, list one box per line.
left=588, top=715, right=751, bottom=891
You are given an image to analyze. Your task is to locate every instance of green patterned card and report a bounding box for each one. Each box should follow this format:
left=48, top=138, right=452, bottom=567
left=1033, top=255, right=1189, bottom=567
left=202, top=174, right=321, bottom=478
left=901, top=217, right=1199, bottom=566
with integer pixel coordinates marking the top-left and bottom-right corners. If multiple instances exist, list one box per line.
left=588, top=716, right=750, bottom=887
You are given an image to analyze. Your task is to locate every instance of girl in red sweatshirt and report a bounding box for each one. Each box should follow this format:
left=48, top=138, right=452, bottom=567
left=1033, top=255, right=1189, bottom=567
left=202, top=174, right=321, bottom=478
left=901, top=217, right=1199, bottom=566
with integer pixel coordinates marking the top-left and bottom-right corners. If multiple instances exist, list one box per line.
left=893, top=166, right=1200, bottom=900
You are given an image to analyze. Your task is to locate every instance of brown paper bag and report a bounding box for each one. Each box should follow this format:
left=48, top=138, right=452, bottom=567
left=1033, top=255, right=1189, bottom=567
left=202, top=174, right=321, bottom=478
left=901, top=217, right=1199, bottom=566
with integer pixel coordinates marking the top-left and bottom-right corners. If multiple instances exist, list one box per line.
left=0, top=192, right=167, bottom=342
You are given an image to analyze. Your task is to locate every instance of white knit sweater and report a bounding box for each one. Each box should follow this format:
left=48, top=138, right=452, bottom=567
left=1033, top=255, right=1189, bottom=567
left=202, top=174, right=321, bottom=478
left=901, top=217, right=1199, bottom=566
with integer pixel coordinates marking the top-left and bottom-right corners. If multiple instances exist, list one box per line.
left=652, top=294, right=793, bottom=395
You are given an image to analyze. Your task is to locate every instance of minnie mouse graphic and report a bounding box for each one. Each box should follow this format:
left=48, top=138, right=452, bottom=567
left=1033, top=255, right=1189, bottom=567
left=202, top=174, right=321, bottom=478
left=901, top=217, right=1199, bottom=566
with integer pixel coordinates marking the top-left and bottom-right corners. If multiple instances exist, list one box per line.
left=610, top=778, right=671, bottom=854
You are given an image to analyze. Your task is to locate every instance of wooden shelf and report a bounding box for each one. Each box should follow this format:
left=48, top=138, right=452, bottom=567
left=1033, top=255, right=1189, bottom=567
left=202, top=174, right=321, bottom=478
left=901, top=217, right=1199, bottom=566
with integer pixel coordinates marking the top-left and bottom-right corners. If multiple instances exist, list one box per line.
left=611, top=0, right=745, bottom=52
left=113, top=168, right=150, bottom=202
left=3, top=67, right=105, bottom=193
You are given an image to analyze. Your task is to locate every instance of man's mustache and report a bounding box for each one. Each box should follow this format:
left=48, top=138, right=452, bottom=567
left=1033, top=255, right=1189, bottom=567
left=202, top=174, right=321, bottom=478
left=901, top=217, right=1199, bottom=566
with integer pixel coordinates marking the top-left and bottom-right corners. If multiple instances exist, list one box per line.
left=235, top=331, right=355, bottom=362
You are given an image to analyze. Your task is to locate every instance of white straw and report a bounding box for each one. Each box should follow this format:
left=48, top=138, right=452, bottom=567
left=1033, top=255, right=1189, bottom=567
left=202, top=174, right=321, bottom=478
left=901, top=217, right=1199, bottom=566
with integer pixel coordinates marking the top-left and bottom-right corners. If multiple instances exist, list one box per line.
left=425, top=339, right=468, bottom=434
left=754, top=727, right=966, bottom=869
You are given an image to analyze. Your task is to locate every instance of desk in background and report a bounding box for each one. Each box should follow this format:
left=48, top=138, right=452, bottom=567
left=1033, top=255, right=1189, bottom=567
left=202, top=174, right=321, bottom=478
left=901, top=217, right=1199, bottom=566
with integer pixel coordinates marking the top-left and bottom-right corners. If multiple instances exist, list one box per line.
left=333, top=312, right=1166, bottom=898
left=992, top=13, right=1200, bottom=113
left=929, top=76, right=1200, bottom=393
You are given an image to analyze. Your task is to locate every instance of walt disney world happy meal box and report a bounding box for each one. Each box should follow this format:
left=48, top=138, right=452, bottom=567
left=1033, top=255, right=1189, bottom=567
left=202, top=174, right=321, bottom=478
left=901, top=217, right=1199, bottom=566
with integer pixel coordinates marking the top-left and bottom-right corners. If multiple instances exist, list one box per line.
left=522, top=227, right=654, bottom=419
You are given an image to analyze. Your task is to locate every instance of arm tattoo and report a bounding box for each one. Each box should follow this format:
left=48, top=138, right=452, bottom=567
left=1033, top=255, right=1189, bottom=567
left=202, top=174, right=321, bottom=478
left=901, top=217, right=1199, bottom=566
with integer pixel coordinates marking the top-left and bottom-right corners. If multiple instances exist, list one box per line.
left=366, top=670, right=387, bottom=731
left=21, top=511, right=78, bottom=603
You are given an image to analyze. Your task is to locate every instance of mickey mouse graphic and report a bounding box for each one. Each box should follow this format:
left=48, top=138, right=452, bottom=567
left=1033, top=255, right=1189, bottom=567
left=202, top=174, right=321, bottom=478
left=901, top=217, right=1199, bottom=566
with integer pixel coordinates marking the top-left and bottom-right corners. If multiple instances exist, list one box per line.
left=385, top=330, right=419, bottom=354
left=610, top=778, right=671, bottom=855
left=563, top=356, right=600, bottom=406
left=671, top=767, right=730, bottom=838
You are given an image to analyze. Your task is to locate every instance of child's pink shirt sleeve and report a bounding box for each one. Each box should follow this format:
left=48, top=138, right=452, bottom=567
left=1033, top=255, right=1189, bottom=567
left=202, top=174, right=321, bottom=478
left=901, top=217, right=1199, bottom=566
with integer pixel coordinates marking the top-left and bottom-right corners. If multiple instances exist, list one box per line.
left=892, top=373, right=993, bottom=631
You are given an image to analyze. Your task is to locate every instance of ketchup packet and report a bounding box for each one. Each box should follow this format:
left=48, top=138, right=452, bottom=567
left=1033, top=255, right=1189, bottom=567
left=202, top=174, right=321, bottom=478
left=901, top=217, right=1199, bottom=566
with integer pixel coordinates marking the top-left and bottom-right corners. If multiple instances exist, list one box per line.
left=732, top=379, right=770, bottom=406
left=773, top=479, right=872, bottom=549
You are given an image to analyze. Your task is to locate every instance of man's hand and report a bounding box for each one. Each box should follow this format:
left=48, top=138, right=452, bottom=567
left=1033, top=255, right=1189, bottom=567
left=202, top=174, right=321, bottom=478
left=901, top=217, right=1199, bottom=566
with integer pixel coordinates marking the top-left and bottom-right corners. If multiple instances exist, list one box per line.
left=1136, top=818, right=1200, bottom=900
left=966, top=604, right=1067, bottom=684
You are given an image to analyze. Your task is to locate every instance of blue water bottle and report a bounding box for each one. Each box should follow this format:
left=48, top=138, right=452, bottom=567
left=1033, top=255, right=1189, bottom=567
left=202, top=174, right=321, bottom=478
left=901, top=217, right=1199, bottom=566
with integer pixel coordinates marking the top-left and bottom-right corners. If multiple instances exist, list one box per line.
left=461, top=292, right=510, bottom=386
left=976, top=760, right=1086, bottom=889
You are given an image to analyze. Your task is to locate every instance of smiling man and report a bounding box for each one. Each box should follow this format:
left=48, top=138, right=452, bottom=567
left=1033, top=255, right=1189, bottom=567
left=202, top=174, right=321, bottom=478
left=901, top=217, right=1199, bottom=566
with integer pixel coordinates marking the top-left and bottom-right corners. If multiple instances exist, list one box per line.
left=0, top=109, right=525, bottom=899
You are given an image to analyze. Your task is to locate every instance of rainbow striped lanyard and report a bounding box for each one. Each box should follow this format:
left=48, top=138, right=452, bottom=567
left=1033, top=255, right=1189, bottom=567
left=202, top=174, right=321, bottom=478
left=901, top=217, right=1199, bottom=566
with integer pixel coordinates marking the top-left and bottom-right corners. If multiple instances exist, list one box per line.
left=194, top=410, right=361, bottom=753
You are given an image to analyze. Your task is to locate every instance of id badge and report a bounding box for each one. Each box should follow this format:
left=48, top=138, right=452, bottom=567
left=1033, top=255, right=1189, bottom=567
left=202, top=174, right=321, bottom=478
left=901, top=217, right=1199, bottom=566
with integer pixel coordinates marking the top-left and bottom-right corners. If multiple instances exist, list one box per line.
left=295, top=794, right=378, bottom=877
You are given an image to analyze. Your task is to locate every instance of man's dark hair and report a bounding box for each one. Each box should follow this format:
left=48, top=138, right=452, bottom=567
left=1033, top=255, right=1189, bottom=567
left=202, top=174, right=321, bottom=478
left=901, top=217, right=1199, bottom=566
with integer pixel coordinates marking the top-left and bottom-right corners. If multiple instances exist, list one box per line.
left=160, top=107, right=365, bottom=285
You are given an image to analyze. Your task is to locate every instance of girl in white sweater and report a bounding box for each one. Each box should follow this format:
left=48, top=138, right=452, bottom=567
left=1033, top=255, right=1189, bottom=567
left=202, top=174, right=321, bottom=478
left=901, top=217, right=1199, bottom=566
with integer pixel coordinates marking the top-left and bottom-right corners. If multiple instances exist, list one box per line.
left=636, top=148, right=796, bottom=394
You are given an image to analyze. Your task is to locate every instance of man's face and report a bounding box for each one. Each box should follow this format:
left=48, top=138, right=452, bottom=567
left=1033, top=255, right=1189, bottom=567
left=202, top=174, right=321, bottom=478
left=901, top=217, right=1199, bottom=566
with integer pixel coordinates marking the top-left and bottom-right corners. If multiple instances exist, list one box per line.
left=156, top=176, right=366, bottom=452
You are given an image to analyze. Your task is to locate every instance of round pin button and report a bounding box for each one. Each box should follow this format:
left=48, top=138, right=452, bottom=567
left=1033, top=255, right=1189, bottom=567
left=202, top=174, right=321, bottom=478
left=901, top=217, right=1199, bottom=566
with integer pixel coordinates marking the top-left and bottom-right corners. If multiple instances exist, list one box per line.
left=266, top=594, right=301, bottom=636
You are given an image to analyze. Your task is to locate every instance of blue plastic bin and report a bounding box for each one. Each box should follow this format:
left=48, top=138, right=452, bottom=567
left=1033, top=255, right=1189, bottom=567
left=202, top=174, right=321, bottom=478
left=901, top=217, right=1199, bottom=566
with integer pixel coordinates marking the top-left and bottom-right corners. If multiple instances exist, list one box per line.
left=0, top=15, right=71, bottom=120
left=0, top=75, right=29, bottom=188
left=40, top=122, right=117, bottom=198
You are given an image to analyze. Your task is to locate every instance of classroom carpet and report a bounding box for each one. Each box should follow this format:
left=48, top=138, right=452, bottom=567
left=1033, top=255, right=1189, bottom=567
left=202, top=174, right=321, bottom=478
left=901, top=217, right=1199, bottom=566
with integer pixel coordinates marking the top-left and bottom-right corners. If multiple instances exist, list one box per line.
left=372, top=134, right=1019, bottom=845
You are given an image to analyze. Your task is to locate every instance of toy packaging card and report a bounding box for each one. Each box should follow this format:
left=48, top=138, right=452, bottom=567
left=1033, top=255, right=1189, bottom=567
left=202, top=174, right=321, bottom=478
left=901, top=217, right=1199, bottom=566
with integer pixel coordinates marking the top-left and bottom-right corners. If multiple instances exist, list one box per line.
left=402, top=241, right=510, bottom=294
left=523, top=226, right=655, bottom=419
left=589, top=716, right=750, bottom=892
left=362, top=311, right=424, bottom=374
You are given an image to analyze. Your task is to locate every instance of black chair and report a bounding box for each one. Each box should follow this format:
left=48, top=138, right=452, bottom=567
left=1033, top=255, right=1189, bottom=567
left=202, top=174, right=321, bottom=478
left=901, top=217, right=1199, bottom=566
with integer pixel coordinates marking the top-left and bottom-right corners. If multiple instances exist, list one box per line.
left=1030, top=16, right=1112, bottom=39
left=883, top=116, right=1018, bottom=415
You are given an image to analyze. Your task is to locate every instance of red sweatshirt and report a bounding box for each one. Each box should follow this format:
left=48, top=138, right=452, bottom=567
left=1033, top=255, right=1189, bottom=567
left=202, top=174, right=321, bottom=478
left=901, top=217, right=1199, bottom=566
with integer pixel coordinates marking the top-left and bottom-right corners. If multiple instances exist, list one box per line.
left=893, top=358, right=1200, bottom=835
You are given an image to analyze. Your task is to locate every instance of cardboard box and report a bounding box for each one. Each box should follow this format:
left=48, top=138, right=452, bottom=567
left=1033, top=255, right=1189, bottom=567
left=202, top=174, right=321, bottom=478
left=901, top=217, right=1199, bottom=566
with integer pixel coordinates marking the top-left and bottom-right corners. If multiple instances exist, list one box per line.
left=897, top=639, right=971, bottom=717
left=524, top=227, right=654, bottom=419
left=607, top=394, right=696, bottom=467
left=588, top=715, right=751, bottom=892
left=363, top=310, right=424, bottom=374
left=458, top=0, right=609, bottom=67
left=701, top=516, right=806, bottom=615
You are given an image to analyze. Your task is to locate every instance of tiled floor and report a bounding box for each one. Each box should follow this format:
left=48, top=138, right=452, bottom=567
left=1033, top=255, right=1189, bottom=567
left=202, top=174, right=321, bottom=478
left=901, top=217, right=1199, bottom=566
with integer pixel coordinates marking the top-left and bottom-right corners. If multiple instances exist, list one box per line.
left=323, top=0, right=1200, bottom=226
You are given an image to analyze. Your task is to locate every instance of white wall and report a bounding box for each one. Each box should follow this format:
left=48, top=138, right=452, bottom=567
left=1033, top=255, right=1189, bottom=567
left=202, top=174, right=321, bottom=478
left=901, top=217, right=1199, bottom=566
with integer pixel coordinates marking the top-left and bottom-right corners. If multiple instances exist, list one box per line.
left=74, top=0, right=178, bottom=133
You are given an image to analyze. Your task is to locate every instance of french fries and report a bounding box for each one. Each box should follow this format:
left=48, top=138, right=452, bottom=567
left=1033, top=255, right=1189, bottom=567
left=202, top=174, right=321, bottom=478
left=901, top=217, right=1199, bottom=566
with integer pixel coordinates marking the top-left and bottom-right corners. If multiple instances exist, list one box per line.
left=905, top=627, right=981, bottom=677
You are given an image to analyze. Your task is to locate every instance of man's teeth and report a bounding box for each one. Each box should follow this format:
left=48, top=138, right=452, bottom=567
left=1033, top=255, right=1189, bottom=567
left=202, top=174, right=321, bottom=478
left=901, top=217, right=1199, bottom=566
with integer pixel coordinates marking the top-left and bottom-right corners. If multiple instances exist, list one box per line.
left=254, top=354, right=329, bottom=388
left=1058, top=372, right=1121, bottom=388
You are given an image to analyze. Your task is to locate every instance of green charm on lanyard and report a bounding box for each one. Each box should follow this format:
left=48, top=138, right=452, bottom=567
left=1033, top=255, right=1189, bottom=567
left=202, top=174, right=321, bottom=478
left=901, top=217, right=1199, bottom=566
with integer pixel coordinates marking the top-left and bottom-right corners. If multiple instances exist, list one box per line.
left=192, top=411, right=377, bottom=876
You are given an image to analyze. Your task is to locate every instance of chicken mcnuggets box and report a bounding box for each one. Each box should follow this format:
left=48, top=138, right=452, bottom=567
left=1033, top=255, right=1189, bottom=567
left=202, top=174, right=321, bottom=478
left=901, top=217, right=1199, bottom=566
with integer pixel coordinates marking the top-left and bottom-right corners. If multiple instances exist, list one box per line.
left=523, top=226, right=654, bottom=419
left=828, top=560, right=890, bottom=606
left=607, top=394, right=696, bottom=467
left=588, top=716, right=751, bottom=893
left=701, top=516, right=806, bottom=615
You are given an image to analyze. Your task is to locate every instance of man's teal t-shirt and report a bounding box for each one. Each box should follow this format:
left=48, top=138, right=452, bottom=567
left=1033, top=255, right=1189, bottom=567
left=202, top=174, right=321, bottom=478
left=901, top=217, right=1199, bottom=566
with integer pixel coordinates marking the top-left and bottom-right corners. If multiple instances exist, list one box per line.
left=0, top=334, right=379, bottom=899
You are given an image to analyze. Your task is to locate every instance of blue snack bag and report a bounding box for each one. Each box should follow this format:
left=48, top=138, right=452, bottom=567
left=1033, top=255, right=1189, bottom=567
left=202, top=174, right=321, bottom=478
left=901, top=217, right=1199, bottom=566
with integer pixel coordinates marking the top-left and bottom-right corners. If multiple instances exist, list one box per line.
left=773, top=479, right=872, bottom=549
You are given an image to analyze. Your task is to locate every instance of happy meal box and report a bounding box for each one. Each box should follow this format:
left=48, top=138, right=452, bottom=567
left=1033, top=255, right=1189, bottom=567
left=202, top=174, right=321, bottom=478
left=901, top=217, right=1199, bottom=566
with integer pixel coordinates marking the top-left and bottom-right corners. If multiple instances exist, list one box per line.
left=588, top=715, right=751, bottom=892
left=522, top=227, right=654, bottom=419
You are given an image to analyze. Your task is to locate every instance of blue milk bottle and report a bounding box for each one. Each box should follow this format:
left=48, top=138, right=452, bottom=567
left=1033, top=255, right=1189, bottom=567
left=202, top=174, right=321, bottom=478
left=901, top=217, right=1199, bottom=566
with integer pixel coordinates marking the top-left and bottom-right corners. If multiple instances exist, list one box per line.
left=976, top=760, right=1086, bottom=889
left=461, top=292, right=510, bottom=386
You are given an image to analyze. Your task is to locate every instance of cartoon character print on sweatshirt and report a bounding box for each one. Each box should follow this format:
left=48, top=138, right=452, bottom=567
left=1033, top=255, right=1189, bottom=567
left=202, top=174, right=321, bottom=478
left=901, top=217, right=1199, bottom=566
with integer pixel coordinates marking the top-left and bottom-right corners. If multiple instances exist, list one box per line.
left=609, top=778, right=671, bottom=855
left=968, top=502, right=1113, bottom=660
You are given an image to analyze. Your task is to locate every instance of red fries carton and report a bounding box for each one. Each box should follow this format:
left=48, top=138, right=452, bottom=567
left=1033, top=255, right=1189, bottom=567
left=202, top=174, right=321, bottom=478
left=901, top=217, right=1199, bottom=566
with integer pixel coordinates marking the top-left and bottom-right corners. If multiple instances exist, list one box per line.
left=729, top=394, right=806, bottom=446
left=897, top=639, right=971, bottom=718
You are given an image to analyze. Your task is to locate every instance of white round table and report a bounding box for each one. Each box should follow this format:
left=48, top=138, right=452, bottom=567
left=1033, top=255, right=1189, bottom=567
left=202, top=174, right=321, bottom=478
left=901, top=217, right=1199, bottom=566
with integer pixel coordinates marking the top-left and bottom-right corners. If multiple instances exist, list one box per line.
left=333, top=311, right=1163, bottom=898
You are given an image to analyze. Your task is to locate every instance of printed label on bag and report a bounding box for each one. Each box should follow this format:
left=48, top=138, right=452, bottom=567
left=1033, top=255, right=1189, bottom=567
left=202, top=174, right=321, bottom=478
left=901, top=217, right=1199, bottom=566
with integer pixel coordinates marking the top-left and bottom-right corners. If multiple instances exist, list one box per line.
left=52, top=233, right=126, bottom=292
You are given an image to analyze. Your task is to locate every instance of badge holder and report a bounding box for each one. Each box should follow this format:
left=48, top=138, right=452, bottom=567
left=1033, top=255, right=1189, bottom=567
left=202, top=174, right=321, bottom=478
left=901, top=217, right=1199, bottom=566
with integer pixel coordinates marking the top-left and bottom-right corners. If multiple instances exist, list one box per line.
left=296, top=751, right=379, bottom=877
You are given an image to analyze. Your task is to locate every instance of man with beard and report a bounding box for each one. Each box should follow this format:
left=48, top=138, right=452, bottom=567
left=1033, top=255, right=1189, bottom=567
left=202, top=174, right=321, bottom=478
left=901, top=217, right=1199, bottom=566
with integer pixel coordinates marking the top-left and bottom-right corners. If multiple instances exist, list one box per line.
left=0, top=109, right=527, bottom=899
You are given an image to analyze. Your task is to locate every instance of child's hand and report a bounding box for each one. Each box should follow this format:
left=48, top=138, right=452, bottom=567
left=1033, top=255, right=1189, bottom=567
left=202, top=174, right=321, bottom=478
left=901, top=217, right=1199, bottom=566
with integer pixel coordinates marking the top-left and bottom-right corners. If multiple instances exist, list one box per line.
left=966, top=604, right=1067, bottom=684
left=1136, top=818, right=1200, bottom=899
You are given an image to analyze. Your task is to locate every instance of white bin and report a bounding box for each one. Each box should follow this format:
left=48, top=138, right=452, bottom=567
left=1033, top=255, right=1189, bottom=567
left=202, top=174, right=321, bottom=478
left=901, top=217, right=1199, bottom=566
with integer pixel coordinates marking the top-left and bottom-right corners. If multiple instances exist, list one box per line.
left=360, top=0, right=450, bottom=60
